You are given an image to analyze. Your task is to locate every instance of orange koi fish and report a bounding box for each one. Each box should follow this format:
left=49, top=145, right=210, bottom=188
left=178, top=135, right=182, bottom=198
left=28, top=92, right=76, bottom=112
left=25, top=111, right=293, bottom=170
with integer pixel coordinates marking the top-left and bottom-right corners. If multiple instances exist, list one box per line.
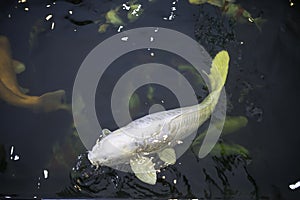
left=0, top=36, right=69, bottom=112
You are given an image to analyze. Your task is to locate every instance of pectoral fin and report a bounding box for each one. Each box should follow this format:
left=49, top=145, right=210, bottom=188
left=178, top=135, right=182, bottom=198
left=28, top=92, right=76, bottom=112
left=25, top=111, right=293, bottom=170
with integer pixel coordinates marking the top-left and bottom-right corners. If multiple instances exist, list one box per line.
left=12, top=60, right=26, bottom=74
left=130, top=156, right=157, bottom=185
left=102, top=128, right=112, bottom=137
left=158, top=148, right=176, bottom=165
left=19, top=86, right=29, bottom=94
left=96, top=129, right=112, bottom=143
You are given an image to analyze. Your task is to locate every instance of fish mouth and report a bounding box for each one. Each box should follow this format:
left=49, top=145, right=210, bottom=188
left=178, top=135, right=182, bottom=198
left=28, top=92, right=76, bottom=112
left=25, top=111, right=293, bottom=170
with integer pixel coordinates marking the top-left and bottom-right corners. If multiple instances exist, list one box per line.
left=87, top=151, right=99, bottom=165
left=87, top=151, right=109, bottom=166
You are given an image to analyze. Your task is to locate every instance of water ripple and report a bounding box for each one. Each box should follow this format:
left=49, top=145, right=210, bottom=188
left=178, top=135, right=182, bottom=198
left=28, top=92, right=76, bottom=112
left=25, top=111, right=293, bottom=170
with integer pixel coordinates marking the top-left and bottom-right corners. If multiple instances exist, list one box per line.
left=59, top=153, right=195, bottom=198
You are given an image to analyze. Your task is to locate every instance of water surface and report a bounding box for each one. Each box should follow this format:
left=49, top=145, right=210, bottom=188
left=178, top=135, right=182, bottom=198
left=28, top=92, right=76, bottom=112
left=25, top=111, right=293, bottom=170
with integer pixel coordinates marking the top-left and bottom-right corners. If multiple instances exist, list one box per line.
left=0, top=0, right=300, bottom=199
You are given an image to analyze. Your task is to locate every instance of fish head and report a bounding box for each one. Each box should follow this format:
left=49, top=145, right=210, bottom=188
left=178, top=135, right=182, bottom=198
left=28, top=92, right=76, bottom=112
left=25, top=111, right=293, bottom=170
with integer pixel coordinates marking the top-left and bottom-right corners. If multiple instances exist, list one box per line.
left=88, top=133, right=137, bottom=167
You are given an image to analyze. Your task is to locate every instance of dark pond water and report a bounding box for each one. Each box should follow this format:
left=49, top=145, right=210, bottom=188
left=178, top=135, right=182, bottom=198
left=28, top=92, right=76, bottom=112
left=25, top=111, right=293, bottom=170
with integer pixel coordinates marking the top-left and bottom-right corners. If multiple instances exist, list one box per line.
left=0, top=0, right=300, bottom=199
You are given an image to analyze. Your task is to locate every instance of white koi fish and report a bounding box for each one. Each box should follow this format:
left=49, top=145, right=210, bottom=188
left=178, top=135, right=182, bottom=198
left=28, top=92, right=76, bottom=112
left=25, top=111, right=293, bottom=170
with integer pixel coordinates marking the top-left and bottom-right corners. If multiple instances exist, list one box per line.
left=0, top=36, right=69, bottom=112
left=88, top=50, right=229, bottom=185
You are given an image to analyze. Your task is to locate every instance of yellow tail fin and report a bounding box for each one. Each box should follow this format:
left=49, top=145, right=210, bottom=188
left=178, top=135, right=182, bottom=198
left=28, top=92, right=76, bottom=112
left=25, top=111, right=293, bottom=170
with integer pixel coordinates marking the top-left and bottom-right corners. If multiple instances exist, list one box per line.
left=208, top=50, right=230, bottom=92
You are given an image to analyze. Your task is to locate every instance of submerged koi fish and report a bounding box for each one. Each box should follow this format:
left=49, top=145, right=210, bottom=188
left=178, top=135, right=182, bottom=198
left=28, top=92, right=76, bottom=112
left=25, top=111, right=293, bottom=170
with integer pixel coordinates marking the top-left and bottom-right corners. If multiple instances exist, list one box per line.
left=0, top=36, right=69, bottom=112
left=189, top=0, right=266, bottom=31
left=88, top=50, right=229, bottom=185
left=189, top=0, right=234, bottom=7
left=222, top=2, right=266, bottom=31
